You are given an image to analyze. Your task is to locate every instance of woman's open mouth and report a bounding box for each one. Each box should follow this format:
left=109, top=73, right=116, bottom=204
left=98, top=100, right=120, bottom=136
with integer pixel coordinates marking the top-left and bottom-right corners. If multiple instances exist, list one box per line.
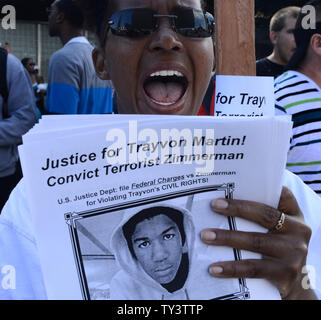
left=143, top=69, right=189, bottom=113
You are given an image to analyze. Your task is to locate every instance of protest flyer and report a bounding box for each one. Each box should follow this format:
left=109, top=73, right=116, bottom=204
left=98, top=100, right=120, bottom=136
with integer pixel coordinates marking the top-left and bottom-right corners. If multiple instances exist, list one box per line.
left=215, top=75, right=275, bottom=117
left=19, top=116, right=292, bottom=300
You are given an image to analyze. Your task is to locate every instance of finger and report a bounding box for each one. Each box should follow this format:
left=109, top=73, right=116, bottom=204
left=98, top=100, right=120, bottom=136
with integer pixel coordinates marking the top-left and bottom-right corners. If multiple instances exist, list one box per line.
left=208, top=259, right=281, bottom=281
left=201, top=229, right=285, bottom=258
left=211, top=198, right=284, bottom=231
left=278, top=186, right=303, bottom=218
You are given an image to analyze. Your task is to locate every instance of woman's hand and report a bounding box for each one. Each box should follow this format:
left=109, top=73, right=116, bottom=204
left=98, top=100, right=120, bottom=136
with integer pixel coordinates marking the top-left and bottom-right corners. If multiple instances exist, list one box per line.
left=201, top=187, right=317, bottom=300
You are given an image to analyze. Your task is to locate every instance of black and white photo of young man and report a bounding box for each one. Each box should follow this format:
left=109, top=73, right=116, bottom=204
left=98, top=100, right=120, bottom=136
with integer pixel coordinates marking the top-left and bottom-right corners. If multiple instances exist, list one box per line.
left=109, top=204, right=238, bottom=300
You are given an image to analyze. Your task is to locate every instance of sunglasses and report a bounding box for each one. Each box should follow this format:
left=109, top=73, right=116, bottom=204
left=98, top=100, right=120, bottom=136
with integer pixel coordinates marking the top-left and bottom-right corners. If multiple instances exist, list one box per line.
left=107, top=7, right=214, bottom=39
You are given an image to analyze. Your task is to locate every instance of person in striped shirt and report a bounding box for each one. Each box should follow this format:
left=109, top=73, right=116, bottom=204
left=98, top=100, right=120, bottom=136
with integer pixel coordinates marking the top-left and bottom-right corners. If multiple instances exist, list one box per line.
left=275, top=0, right=321, bottom=196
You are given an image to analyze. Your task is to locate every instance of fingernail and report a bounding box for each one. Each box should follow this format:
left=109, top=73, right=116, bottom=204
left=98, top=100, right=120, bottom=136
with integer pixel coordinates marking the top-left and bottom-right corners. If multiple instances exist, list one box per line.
left=212, top=199, right=228, bottom=210
left=201, top=230, right=216, bottom=241
left=210, top=266, right=223, bottom=275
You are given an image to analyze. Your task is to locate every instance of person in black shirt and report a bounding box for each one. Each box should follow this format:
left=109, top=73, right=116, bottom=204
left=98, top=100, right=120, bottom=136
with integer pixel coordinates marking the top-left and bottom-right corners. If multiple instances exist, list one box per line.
left=256, top=6, right=300, bottom=78
left=256, top=57, right=285, bottom=78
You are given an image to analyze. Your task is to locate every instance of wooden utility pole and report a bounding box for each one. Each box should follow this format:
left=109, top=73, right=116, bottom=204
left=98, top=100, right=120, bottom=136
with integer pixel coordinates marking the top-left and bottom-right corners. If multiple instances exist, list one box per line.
left=214, top=0, right=256, bottom=76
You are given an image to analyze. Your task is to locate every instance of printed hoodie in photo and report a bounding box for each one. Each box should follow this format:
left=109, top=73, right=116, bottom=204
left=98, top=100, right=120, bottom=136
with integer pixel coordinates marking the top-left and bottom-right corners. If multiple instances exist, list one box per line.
left=109, top=204, right=238, bottom=300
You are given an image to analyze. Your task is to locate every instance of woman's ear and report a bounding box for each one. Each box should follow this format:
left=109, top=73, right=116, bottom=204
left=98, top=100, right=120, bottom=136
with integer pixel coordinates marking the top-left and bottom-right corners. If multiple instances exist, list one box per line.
left=92, top=47, right=110, bottom=80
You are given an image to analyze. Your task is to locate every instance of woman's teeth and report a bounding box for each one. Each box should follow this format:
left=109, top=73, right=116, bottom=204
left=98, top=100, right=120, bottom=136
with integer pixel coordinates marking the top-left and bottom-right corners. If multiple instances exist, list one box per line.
left=150, top=70, right=184, bottom=77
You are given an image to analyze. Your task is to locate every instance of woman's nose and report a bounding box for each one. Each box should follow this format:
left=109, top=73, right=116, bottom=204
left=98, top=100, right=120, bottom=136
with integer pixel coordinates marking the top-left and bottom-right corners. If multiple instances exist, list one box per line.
left=149, top=18, right=184, bottom=52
